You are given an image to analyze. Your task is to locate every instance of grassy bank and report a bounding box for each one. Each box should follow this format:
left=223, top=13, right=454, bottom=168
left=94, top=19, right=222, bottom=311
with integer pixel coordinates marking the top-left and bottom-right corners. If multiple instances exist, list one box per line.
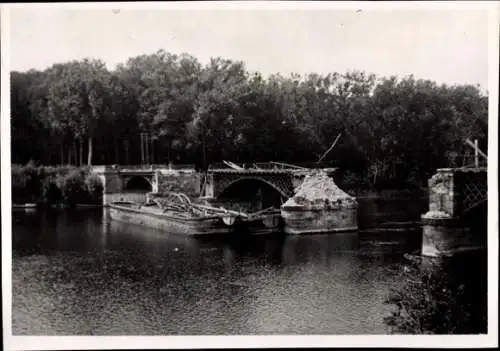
left=11, top=162, right=103, bottom=208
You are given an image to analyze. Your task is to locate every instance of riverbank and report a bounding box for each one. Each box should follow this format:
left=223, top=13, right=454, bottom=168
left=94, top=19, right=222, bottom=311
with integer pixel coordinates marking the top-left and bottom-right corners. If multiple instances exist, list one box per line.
left=11, top=163, right=103, bottom=208
left=12, top=203, right=103, bottom=210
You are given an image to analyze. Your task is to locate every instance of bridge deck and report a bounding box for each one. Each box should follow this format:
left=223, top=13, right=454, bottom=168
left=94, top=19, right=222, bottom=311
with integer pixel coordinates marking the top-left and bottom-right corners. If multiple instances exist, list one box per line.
left=208, top=168, right=337, bottom=175
left=437, top=167, right=487, bottom=173
left=92, top=164, right=338, bottom=175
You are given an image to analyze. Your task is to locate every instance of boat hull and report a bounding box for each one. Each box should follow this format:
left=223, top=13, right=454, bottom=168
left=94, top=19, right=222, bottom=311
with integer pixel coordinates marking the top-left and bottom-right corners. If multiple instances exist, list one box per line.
left=238, top=213, right=283, bottom=235
left=108, top=202, right=234, bottom=236
left=108, top=202, right=282, bottom=236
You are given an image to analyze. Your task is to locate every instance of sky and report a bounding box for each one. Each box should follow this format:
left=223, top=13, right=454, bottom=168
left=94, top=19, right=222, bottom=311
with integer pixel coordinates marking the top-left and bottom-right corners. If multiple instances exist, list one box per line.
left=8, top=4, right=491, bottom=89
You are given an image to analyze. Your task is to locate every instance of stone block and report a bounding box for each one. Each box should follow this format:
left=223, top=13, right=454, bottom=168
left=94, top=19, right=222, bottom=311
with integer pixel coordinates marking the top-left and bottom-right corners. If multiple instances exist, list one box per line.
left=427, top=170, right=455, bottom=217
left=421, top=218, right=484, bottom=257
left=281, top=206, right=358, bottom=234
left=102, top=173, right=124, bottom=194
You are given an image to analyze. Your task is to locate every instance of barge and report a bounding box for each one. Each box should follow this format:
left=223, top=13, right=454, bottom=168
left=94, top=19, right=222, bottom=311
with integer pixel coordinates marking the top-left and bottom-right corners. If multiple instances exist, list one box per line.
left=108, top=192, right=282, bottom=236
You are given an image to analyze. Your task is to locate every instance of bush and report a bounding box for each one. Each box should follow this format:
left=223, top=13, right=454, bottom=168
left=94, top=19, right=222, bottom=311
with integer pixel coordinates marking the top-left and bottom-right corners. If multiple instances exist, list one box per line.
left=11, top=165, right=29, bottom=204
left=384, top=253, right=487, bottom=334
left=85, top=174, right=103, bottom=204
left=57, top=169, right=88, bottom=207
left=44, top=181, right=63, bottom=206
left=11, top=161, right=41, bottom=203
left=11, top=163, right=103, bottom=207
left=39, top=166, right=63, bottom=206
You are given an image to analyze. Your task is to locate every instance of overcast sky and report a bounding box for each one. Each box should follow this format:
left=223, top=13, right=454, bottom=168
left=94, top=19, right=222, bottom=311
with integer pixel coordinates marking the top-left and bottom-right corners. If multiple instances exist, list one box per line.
left=9, top=5, right=490, bottom=88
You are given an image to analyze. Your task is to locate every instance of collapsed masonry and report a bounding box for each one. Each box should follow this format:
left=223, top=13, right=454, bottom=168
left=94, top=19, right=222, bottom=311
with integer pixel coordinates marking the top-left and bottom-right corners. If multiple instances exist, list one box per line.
left=283, top=170, right=357, bottom=209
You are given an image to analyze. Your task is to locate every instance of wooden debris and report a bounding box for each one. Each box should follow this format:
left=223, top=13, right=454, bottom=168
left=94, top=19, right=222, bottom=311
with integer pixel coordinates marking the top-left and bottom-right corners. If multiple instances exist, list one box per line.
left=317, top=133, right=341, bottom=163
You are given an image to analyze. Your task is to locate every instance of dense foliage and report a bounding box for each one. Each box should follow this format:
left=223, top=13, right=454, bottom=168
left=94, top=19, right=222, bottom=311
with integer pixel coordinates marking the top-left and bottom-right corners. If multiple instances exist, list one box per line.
left=11, top=50, right=488, bottom=188
left=11, top=163, right=102, bottom=206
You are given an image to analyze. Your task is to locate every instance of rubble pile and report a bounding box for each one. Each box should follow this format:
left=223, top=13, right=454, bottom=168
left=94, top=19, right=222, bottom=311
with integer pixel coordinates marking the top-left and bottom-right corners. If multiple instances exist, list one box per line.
left=283, top=171, right=357, bottom=209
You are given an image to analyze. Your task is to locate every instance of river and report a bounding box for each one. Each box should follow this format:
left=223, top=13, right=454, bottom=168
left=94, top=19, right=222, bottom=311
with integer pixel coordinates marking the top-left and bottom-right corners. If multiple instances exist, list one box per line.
left=10, top=197, right=485, bottom=335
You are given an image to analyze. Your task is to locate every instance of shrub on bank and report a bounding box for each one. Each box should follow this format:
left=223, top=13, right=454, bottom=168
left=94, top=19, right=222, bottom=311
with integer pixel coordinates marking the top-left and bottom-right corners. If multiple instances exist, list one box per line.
left=12, top=164, right=30, bottom=203
left=384, top=253, right=487, bottom=334
left=85, top=174, right=104, bottom=204
left=58, top=169, right=89, bottom=207
left=11, top=163, right=103, bottom=207
left=11, top=162, right=42, bottom=203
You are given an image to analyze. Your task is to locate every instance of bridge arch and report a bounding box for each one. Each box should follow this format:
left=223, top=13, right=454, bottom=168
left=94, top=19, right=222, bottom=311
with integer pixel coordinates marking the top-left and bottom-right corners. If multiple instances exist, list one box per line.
left=124, top=175, right=153, bottom=192
left=218, top=177, right=290, bottom=200
left=217, top=177, right=290, bottom=211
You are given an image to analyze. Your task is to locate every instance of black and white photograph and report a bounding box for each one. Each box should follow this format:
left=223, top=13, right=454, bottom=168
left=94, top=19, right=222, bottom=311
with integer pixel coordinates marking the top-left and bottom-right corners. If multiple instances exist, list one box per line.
left=1, top=2, right=498, bottom=349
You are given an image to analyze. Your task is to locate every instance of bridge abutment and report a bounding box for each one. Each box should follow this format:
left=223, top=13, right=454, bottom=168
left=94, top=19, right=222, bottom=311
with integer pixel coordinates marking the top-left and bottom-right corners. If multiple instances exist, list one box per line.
left=281, top=171, right=358, bottom=234
left=281, top=206, right=358, bottom=234
left=421, top=168, right=487, bottom=257
left=93, top=168, right=125, bottom=205
left=92, top=166, right=158, bottom=205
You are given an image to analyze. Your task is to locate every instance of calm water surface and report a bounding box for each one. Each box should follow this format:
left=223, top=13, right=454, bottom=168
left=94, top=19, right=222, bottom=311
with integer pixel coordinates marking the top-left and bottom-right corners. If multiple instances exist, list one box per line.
left=13, top=198, right=427, bottom=335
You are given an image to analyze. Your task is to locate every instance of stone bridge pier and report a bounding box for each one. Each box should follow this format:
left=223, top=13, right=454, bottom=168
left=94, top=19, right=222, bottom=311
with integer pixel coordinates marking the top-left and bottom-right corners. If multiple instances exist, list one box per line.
left=421, top=168, right=487, bottom=257
left=91, top=165, right=202, bottom=206
left=91, top=166, right=159, bottom=205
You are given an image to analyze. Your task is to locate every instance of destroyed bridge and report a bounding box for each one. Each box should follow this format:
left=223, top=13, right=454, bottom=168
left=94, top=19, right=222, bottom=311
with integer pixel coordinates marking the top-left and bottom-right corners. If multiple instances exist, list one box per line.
left=203, top=161, right=337, bottom=200
left=91, top=161, right=338, bottom=205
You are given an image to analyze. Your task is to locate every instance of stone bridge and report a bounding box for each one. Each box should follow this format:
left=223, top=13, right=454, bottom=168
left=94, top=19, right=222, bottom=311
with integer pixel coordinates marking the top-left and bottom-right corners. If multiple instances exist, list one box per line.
left=421, top=167, right=487, bottom=257
left=91, top=164, right=338, bottom=206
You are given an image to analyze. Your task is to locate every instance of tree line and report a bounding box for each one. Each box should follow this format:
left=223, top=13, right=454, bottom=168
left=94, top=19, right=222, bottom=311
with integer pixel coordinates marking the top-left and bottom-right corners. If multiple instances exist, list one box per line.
left=11, top=49, right=488, bottom=188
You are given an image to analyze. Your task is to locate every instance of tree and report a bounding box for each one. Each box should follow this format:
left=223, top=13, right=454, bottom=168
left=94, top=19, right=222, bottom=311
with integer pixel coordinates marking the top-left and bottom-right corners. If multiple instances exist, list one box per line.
left=45, top=63, right=77, bottom=165
left=186, top=58, right=249, bottom=168
left=45, top=59, right=112, bottom=166
left=105, top=72, right=141, bottom=164
left=10, top=50, right=488, bottom=190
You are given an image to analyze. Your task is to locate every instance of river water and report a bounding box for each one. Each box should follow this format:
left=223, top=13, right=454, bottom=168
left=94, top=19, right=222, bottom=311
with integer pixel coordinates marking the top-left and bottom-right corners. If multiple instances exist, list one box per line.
left=10, top=197, right=484, bottom=335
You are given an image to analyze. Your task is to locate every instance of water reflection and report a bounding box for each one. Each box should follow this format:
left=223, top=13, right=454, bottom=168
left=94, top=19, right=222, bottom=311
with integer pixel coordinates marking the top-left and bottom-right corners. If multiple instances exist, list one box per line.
left=357, top=196, right=426, bottom=229
left=11, top=197, right=484, bottom=335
